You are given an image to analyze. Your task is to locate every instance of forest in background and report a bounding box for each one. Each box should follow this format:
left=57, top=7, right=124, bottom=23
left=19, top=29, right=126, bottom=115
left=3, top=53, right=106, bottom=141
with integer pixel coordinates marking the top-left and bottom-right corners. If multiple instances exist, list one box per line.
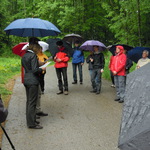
left=0, top=0, right=150, bottom=55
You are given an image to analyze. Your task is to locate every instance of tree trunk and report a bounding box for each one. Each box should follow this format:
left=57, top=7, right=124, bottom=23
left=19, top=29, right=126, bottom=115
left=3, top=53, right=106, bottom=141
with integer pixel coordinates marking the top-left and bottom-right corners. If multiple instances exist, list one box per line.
left=137, top=0, right=142, bottom=46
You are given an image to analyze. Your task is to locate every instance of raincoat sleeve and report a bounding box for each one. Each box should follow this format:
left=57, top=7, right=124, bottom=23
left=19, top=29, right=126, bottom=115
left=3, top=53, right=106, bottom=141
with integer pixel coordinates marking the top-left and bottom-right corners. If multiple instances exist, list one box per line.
left=109, top=56, right=113, bottom=70
left=81, top=51, right=85, bottom=63
left=61, top=54, right=70, bottom=62
left=86, top=55, right=92, bottom=63
left=31, top=54, right=43, bottom=75
left=101, top=53, right=105, bottom=69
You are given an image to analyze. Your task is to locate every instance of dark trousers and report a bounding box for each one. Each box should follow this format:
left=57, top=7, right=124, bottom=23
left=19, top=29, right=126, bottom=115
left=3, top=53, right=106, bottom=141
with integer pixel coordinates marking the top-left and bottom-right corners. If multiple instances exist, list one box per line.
left=110, top=71, right=115, bottom=85
left=55, top=67, right=68, bottom=91
left=72, top=63, right=83, bottom=82
left=24, top=84, right=39, bottom=127
left=91, top=68, right=102, bottom=92
left=39, top=73, right=45, bottom=92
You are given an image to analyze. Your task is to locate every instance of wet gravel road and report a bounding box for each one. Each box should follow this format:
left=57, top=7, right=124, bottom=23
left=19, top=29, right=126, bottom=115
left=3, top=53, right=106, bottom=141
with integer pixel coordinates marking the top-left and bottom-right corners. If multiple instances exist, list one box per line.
left=2, top=63, right=122, bottom=150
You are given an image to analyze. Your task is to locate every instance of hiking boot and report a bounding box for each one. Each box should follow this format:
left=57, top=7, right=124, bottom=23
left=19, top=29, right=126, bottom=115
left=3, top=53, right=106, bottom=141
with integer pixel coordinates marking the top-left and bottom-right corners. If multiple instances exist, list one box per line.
left=72, top=81, right=77, bottom=84
left=57, top=91, right=63, bottom=95
left=90, top=90, right=96, bottom=93
left=118, top=100, right=124, bottom=103
left=114, top=98, right=120, bottom=101
left=96, top=91, right=100, bottom=94
left=28, top=125, right=43, bottom=129
left=36, top=112, right=48, bottom=116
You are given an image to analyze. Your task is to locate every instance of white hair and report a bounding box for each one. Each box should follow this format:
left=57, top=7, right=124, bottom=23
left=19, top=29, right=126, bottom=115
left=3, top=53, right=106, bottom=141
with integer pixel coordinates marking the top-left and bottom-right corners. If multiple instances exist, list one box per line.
left=143, top=50, right=149, bottom=56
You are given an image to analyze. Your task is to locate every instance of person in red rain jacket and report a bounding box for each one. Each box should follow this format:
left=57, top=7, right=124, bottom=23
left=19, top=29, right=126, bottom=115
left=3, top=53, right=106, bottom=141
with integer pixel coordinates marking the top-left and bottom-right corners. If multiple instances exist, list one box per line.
left=110, top=45, right=127, bottom=103
left=54, top=40, right=70, bottom=95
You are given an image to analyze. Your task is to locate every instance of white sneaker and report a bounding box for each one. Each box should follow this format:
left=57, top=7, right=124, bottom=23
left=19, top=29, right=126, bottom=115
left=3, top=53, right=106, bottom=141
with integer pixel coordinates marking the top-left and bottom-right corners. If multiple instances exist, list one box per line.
left=64, top=91, right=68, bottom=95
left=111, top=84, right=115, bottom=88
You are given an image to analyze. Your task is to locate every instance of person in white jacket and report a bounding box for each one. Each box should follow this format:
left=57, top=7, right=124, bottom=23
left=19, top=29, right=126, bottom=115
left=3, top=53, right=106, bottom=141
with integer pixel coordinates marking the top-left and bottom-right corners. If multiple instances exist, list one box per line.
left=136, top=50, right=150, bottom=69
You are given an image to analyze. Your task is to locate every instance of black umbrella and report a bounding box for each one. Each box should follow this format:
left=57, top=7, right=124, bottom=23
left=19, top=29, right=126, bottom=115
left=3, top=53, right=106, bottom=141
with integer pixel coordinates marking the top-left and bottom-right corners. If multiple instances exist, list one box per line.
left=47, top=38, right=73, bottom=57
left=63, top=33, right=83, bottom=45
left=107, top=44, right=133, bottom=55
left=127, top=47, right=150, bottom=63
left=118, top=63, right=150, bottom=150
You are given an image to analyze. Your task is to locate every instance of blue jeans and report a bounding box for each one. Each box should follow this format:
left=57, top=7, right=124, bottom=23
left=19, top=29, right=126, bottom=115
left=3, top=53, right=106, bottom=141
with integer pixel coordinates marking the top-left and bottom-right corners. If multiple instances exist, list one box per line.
left=72, top=63, right=83, bottom=82
left=91, top=69, right=102, bottom=92
left=114, top=75, right=126, bottom=101
left=89, top=70, right=98, bottom=83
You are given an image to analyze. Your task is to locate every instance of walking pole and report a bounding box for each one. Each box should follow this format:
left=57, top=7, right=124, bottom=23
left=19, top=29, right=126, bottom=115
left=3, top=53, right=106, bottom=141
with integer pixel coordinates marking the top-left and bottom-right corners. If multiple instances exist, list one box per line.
left=0, top=124, right=16, bottom=150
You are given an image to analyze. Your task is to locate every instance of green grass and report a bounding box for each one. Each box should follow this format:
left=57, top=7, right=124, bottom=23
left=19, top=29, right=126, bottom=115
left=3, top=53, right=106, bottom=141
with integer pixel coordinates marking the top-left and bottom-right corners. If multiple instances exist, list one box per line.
left=0, top=56, right=21, bottom=95
left=0, top=51, right=54, bottom=97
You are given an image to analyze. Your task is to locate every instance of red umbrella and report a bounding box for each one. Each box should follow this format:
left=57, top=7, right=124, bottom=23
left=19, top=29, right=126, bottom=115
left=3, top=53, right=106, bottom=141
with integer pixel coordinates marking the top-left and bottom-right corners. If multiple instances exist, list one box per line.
left=12, top=42, right=28, bottom=84
left=12, top=42, right=28, bottom=57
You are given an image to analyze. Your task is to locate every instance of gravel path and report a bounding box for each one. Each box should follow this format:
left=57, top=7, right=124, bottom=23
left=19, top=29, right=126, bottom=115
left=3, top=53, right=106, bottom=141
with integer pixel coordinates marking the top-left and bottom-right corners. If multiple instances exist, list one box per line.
left=2, top=63, right=122, bottom=150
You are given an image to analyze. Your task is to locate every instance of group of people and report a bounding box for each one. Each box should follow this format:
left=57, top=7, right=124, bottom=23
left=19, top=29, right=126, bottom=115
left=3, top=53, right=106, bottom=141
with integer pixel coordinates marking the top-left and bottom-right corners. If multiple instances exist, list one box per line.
left=109, top=47, right=150, bottom=103
left=21, top=37, right=150, bottom=129
left=21, top=38, right=106, bottom=129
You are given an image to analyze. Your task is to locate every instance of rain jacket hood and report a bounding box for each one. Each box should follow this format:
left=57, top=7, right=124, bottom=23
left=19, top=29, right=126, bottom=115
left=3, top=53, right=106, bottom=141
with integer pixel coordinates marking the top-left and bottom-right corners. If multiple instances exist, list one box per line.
left=116, top=46, right=124, bottom=55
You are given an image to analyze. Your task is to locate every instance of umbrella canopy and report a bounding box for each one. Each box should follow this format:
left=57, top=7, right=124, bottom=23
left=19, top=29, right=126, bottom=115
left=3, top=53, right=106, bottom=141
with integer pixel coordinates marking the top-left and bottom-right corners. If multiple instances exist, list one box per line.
left=12, top=42, right=28, bottom=57
left=127, top=47, right=150, bottom=63
left=4, top=18, right=61, bottom=37
left=63, top=33, right=83, bottom=44
left=47, top=38, right=73, bottom=57
left=118, top=63, right=150, bottom=150
left=79, top=40, right=106, bottom=51
left=108, top=44, right=133, bottom=56
left=22, top=41, right=49, bottom=52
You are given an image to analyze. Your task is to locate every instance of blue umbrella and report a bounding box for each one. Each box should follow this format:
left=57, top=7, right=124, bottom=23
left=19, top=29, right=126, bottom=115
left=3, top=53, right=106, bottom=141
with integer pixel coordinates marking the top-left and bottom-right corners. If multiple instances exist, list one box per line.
left=127, top=47, right=150, bottom=63
left=79, top=40, right=106, bottom=51
left=4, top=18, right=61, bottom=37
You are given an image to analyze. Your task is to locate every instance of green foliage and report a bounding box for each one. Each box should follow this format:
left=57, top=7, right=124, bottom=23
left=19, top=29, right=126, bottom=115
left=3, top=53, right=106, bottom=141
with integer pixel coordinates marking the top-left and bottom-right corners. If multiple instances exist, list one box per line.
left=1, top=0, right=150, bottom=49
left=102, top=0, right=150, bottom=47
left=0, top=57, right=21, bottom=95
left=0, top=0, right=150, bottom=90
left=102, top=51, right=112, bottom=80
